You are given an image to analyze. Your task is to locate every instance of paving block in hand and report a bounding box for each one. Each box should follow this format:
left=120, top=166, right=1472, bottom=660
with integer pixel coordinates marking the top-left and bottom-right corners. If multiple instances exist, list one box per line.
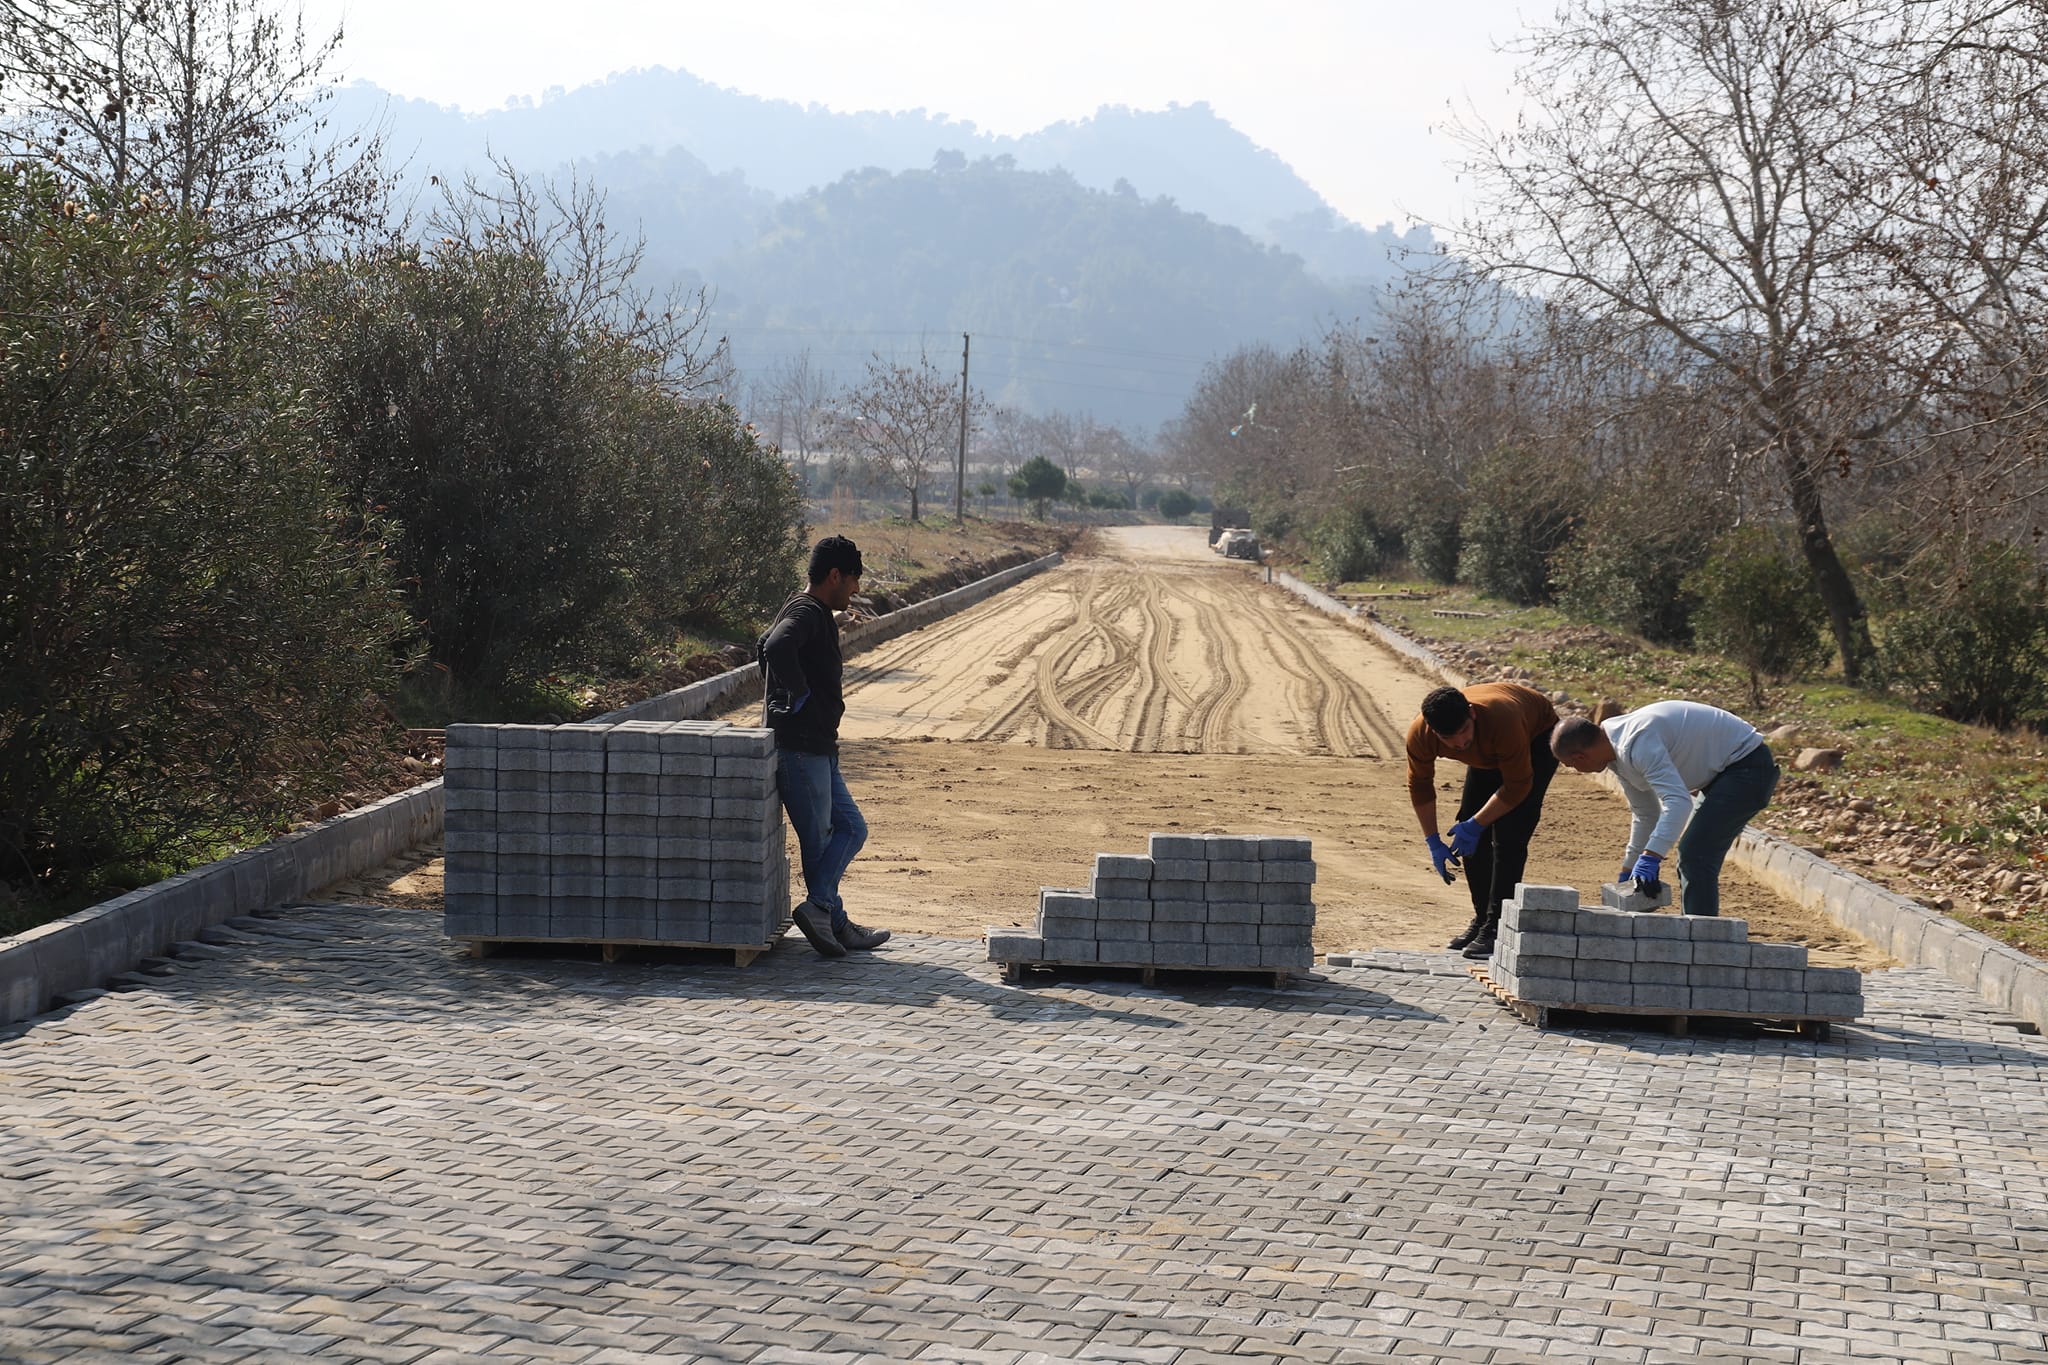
left=1602, top=880, right=1674, bottom=913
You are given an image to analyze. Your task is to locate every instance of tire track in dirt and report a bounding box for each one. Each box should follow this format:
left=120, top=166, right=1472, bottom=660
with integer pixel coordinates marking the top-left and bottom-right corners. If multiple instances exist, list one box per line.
left=1178, top=582, right=1256, bottom=753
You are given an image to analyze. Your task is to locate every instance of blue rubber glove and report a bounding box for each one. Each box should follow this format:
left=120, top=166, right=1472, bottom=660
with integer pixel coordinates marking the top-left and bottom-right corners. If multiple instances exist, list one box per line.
left=1448, top=818, right=1483, bottom=859
left=1619, top=861, right=1637, bottom=885
left=1630, top=850, right=1664, bottom=894
left=788, top=690, right=809, bottom=714
left=1426, top=834, right=1459, bottom=884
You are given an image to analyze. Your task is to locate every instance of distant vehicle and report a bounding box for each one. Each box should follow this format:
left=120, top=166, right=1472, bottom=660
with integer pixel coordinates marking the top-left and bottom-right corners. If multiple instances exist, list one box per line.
left=1209, top=506, right=1249, bottom=546
left=1214, top=528, right=1262, bottom=561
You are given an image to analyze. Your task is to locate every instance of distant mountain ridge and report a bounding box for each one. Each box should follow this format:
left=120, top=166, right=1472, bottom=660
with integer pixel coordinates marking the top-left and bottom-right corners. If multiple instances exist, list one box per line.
left=332, top=67, right=1431, bottom=426
left=336, top=67, right=1424, bottom=264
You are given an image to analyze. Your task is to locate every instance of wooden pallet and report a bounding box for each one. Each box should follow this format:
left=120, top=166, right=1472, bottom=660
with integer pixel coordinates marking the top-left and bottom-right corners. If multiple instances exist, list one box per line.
left=1468, top=964, right=1847, bottom=1040
left=995, top=957, right=1296, bottom=990
left=1429, top=608, right=1495, bottom=619
left=458, top=919, right=791, bottom=967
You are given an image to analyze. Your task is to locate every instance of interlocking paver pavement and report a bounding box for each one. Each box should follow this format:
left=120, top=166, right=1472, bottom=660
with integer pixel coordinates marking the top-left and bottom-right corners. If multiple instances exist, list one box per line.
left=2, top=901, right=2046, bottom=1364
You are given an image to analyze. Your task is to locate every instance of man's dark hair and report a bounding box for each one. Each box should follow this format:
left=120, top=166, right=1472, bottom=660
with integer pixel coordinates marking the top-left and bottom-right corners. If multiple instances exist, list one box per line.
left=1550, top=716, right=1603, bottom=758
left=807, top=535, right=864, bottom=585
left=1420, top=685, right=1471, bottom=736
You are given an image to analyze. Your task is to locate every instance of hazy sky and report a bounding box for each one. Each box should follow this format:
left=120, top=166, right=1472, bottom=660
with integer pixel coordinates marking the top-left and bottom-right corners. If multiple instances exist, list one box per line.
left=302, top=0, right=1537, bottom=230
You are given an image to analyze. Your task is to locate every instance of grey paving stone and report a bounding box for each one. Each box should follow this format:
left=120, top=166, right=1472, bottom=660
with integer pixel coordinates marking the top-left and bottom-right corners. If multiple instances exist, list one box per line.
left=1150, top=878, right=1205, bottom=901
left=985, top=931, right=1044, bottom=960
left=1148, top=942, right=1206, bottom=966
left=6, top=912, right=2038, bottom=1365
left=1256, top=924, right=1311, bottom=948
left=1094, top=855, right=1154, bottom=881
left=1601, top=880, right=1674, bottom=913
left=1039, top=936, right=1097, bottom=962
left=1683, top=915, right=1749, bottom=941
left=1632, top=984, right=1693, bottom=1009
left=1576, top=908, right=1636, bottom=939
left=1149, top=899, right=1206, bottom=923
left=1515, top=931, right=1579, bottom=959
left=1633, top=938, right=1691, bottom=964
left=1692, top=941, right=1752, bottom=968
left=1511, top=952, right=1575, bottom=979
left=1749, top=990, right=1810, bottom=1017
left=1257, top=837, right=1312, bottom=861
left=1040, top=891, right=1096, bottom=917
left=1572, top=958, right=1632, bottom=984
left=1205, top=836, right=1261, bottom=861
left=1152, top=920, right=1208, bottom=944
left=1258, top=902, right=1315, bottom=927
left=1572, top=979, right=1633, bottom=1007
left=1257, top=882, right=1314, bottom=906
left=1692, top=986, right=1752, bottom=1012
left=1630, top=911, right=1693, bottom=939
left=1149, top=859, right=1207, bottom=883
left=1806, top=966, right=1862, bottom=992
left=1147, top=833, right=1208, bottom=860
left=1630, top=961, right=1690, bottom=987
left=1094, top=898, right=1151, bottom=922
left=1808, top=991, right=1865, bottom=1016
left=1204, top=901, right=1263, bottom=924
left=1503, top=903, right=1577, bottom=935
left=1751, top=943, right=1810, bottom=970
left=1513, top=973, right=1578, bottom=1003
left=1094, top=919, right=1149, bottom=944
left=1514, top=883, right=1581, bottom=910
left=1093, top=877, right=1152, bottom=901
left=1574, top=935, right=1638, bottom=963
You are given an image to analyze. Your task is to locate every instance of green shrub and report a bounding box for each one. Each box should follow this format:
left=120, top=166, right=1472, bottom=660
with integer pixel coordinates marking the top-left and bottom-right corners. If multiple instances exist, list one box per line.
left=1008, top=456, right=1066, bottom=518
left=1311, top=503, right=1406, bottom=582
left=1402, top=515, right=1463, bottom=584
left=1684, top=526, right=1831, bottom=703
left=1554, top=483, right=1729, bottom=644
left=1878, top=540, right=2048, bottom=730
left=0, top=170, right=409, bottom=895
left=293, top=244, right=804, bottom=689
left=1455, top=449, right=1584, bottom=605
left=1156, top=487, right=1196, bottom=521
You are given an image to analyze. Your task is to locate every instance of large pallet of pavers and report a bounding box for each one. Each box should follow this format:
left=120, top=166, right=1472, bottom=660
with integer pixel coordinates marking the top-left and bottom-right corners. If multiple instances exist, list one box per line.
left=1470, top=881, right=1864, bottom=1039
left=442, top=719, right=791, bottom=964
left=987, top=833, right=1316, bottom=987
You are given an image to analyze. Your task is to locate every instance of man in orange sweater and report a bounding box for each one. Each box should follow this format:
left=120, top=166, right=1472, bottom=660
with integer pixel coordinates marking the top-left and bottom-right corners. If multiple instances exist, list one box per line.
left=1405, top=682, right=1561, bottom=959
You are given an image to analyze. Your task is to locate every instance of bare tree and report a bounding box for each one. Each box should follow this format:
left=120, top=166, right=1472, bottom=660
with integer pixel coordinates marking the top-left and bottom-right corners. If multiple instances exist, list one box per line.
left=761, top=349, right=836, bottom=491
left=427, top=158, right=729, bottom=400
left=1032, top=410, right=1088, bottom=480
left=836, top=350, right=979, bottom=521
left=1095, top=425, right=1156, bottom=507
left=1452, top=0, right=2048, bottom=682
left=7, top=0, right=391, bottom=265
left=979, top=405, right=1038, bottom=482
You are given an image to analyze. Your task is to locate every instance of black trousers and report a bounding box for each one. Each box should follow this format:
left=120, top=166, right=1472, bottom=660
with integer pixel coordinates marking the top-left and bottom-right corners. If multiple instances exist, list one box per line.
left=1454, top=735, right=1559, bottom=927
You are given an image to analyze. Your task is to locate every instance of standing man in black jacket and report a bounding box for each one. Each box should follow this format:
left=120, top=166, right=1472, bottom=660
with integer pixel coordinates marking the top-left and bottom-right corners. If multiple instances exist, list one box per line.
left=760, top=535, right=890, bottom=958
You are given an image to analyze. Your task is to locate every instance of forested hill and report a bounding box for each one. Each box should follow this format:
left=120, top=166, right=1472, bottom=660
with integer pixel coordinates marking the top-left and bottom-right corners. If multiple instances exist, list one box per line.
left=697, top=158, right=1393, bottom=428
left=336, top=69, right=1430, bottom=276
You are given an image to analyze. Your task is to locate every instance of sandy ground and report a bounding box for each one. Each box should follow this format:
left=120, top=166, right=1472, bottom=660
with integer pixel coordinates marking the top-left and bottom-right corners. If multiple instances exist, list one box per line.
left=336, top=525, right=1885, bottom=967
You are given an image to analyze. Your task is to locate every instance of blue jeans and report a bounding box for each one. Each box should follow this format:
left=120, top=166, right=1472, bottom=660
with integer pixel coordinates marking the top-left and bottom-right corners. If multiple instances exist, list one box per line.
left=1678, top=744, right=1780, bottom=917
left=776, top=750, right=867, bottom=931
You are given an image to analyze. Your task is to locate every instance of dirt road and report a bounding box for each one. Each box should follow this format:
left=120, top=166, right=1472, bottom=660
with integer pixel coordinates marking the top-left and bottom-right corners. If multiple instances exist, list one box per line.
left=718, top=525, right=1882, bottom=966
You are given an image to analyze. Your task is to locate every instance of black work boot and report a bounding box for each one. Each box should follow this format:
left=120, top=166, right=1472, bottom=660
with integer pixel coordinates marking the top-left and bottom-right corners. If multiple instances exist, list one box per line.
left=837, top=919, right=892, bottom=951
left=1461, top=909, right=1502, bottom=959
left=1446, top=913, right=1487, bottom=951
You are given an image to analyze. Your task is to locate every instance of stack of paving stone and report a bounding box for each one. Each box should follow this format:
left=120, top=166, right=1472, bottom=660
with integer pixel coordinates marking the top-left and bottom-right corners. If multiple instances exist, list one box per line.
left=443, top=720, right=789, bottom=947
left=987, top=834, right=1316, bottom=972
left=1487, top=882, right=1863, bottom=1018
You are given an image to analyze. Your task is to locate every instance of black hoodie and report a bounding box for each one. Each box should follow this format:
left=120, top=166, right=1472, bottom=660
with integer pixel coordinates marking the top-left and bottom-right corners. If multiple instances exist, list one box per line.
left=759, top=593, right=845, bottom=756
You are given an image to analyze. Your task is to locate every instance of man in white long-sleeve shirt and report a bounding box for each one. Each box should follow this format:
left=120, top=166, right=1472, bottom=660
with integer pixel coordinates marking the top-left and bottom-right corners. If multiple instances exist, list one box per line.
left=1549, top=702, right=1781, bottom=917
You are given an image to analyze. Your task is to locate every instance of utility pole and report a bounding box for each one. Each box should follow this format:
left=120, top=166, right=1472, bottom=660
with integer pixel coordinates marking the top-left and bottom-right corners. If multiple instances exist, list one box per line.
left=955, top=333, right=971, bottom=523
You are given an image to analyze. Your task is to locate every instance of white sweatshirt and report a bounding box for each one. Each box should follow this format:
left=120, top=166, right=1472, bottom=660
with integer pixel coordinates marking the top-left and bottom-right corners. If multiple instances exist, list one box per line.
left=1602, top=701, right=1765, bottom=859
